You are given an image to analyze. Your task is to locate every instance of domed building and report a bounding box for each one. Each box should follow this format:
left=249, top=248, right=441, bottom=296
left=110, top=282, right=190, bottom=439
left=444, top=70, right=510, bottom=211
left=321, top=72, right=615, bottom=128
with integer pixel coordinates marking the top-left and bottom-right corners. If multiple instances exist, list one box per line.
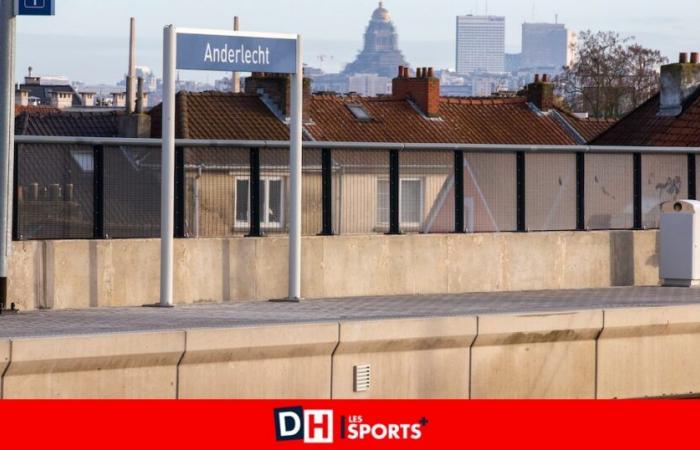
left=342, top=2, right=410, bottom=78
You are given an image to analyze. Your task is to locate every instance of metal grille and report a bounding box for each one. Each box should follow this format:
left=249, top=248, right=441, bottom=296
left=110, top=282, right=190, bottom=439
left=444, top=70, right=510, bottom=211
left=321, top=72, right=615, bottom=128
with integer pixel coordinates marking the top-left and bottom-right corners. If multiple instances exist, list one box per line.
left=332, top=150, right=389, bottom=235
left=642, top=154, right=686, bottom=229
left=401, top=151, right=454, bottom=234
left=16, top=144, right=94, bottom=240
left=525, top=153, right=576, bottom=231
left=585, top=154, right=634, bottom=230
left=185, top=147, right=249, bottom=238
left=463, top=152, right=517, bottom=232
left=104, top=146, right=161, bottom=238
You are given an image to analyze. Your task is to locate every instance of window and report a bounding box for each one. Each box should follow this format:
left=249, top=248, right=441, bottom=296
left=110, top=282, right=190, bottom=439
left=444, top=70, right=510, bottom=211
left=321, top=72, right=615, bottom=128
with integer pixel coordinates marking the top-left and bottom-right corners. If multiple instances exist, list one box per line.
left=346, top=103, right=373, bottom=122
left=377, top=178, right=424, bottom=228
left=234, top=177, right=285, bottom=229
left=71, top=150, right=94, bottom=172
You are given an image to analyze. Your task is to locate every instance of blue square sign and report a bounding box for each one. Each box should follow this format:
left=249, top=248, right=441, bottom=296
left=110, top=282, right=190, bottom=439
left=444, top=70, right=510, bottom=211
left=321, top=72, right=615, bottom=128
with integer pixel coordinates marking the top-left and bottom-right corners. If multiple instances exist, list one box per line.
left=15, top=0, right=55, bottom=16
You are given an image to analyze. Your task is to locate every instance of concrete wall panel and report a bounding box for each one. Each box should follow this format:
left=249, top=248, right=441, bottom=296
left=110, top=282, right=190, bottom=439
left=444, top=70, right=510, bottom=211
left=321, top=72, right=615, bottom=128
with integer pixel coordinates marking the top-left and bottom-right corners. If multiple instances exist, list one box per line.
left=9, top=231, right=660, bottom=310
left=0, top=339, right=9, bottom=398
left=179, top=323, right=338, bottom=399
left=598, top=305, right=700, bottom=399
left=3, top=331, right=184, bottom=399
left=332, top=317, right=476, bottom=399
left=472, top=311, right=602, bottom=399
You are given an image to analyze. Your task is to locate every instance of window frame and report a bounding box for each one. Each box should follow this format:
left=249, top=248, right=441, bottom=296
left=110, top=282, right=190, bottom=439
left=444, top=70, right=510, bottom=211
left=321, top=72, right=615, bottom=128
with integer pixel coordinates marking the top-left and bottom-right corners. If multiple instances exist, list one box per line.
left=376, top=177, right=425, bottom=229
left=234, top=176, right=286, bottom=230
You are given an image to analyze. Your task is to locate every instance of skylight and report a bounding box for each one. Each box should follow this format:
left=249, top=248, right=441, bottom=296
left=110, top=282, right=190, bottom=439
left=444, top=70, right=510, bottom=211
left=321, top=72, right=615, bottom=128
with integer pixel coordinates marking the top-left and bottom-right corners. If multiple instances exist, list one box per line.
left=346, top=103, right=373, bottom=122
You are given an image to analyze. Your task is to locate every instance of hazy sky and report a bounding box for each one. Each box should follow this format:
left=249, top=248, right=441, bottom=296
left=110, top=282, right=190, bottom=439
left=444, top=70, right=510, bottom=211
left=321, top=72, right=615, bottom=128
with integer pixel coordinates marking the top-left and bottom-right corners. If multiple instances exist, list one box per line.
left=14, top=0, right=700, bottom=84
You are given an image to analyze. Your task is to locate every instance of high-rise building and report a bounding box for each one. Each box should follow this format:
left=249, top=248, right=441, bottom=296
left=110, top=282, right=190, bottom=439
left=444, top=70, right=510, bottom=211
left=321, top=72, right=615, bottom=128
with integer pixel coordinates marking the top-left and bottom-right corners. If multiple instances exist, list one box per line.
left=521, top=23, right=569, bottom=72
left=343, top=2, right=409, bottom=78
left=455, top=15, right=505, bottom=75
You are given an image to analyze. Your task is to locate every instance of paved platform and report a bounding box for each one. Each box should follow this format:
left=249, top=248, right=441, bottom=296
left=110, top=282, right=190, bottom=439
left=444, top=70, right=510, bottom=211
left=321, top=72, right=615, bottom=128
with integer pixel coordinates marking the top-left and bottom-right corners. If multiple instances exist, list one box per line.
left=1, top=287, right=700, bottom=339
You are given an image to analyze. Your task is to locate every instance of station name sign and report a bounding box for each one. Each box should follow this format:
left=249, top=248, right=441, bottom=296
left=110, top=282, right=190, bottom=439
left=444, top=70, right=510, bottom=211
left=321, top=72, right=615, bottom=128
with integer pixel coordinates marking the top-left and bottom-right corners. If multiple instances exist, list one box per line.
left=176, top=32, right=297, bottom=74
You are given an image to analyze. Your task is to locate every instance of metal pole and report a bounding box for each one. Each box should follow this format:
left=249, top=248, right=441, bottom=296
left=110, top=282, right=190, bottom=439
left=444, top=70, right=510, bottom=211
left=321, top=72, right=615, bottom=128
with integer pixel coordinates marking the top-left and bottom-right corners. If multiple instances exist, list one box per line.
left=287, top=34, right=303, bottom=301
left=0, top=0, right=16, bottom=313
left=231, top=17, right=241, bottom=93
left=159, top=25, right=176, bottom=307
left=127, top=17, right=137, bottom=114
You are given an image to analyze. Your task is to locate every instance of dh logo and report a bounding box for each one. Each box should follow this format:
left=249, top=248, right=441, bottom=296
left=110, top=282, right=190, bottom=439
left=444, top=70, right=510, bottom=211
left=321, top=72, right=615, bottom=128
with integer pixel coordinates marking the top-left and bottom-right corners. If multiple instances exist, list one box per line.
left=274, top=407, right=334, bottom=444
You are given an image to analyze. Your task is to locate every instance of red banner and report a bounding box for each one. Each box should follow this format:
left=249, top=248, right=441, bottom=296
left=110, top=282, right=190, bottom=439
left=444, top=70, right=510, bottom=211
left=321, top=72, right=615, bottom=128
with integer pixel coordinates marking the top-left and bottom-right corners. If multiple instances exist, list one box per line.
left=0, top=400, right=697, bottom=448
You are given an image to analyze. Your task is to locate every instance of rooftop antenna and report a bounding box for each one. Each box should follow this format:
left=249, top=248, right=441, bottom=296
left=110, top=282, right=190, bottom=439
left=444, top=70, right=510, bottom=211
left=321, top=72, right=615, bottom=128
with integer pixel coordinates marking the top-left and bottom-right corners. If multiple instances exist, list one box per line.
left=555, top=13, right=559, bottom=24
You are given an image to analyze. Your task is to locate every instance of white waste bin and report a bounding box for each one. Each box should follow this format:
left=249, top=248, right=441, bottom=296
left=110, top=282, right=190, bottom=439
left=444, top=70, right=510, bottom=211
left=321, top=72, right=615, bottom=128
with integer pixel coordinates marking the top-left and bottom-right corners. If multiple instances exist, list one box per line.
left=660, top=200, right=700, bottom=287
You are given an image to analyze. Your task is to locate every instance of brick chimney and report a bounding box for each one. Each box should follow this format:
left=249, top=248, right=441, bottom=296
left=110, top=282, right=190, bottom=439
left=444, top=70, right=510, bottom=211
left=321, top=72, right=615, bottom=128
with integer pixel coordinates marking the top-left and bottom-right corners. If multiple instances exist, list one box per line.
left=80, top=92, right=96, bottom=107
left=244, top=73, right=312, bottom=122
left=392, top=66, right=441, bottom=116
left=15, top=88, right=29, bottom=107
left=527, top=74, right=554, bottom=111
left=50, top=91, right=73, bottom=109
left=658, top=52, right=700, bottom=117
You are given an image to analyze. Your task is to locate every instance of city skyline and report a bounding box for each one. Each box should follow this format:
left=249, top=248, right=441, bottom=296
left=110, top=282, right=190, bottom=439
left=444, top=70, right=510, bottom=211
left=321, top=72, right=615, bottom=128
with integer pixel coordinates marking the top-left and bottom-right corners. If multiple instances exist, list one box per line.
left=13, top=0, right=700, bottom=84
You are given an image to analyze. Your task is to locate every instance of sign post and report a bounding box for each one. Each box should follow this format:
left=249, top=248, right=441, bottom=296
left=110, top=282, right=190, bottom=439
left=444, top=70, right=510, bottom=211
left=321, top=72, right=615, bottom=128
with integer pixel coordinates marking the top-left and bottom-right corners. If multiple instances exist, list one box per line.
left=0, top=0, right=16, bottom=314
left=159, top=26, right=303, bottom=307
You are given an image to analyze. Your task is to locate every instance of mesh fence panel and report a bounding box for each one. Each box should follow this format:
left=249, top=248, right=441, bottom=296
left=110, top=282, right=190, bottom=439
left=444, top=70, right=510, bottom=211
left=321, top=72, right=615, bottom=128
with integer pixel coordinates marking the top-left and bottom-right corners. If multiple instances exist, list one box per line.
left=585, top=154, right=633, bottom=230
left=463, top=153, right=516, bottom=232
left=525, top=153, right=576, bottom=231
left=400, top=151, right=454, bottom=234
left=642, top=154, right=687, bottom=229
left=185, top=147, right=249, bottom=238
left=302, top=149, right=323, bottom=236
left=332, top=150, right=389, bottom=235
left=16, top=144, right=94, bottom=240
left=104, top=146, right=161, bottom=238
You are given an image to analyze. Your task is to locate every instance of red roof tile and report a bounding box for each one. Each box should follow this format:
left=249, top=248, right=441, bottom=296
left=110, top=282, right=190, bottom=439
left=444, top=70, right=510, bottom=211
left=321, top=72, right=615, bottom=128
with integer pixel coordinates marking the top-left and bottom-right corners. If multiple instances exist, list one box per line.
left=593, top=91, right=700, bottom=147
left=15, top=111, right=122, bottom=137
left=306, top=95, right=578, bottom=145
left=150, top=91, right=290, bottom=140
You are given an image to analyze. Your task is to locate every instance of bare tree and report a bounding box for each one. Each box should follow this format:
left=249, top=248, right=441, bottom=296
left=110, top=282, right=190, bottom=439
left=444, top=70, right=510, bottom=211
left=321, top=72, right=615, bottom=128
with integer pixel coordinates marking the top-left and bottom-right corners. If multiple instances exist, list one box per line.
left=558, top=31, right=667, bottom=118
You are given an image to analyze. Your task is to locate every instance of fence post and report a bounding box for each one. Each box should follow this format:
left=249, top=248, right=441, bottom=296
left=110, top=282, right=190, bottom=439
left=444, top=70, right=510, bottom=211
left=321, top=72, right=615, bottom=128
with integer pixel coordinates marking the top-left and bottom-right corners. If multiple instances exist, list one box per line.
left=12, top=143, right=19, bottom=241
left=174, top=146, right=186, bottom=238
left=320, top=148, right=334, bottom=236
left=633, top=153, right=643, bottom=229
left=92, top=144, right=105, bottom=239
left=576, top=152, right=585, bottom=231
left=388, top=149, right=401, bottom=235
left=454, top=150, right=465, bottom=233
left=688, top=154, right=696, bottom=200
left=247, top=147, right=262, bottom=237
left=516, top=151, right=526, bottom=232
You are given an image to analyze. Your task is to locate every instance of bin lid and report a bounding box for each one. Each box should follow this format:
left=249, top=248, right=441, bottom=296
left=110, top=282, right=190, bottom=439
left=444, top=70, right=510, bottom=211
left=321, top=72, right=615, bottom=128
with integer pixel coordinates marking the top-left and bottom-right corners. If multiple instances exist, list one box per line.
left=661, top=200, right=700, bottom=214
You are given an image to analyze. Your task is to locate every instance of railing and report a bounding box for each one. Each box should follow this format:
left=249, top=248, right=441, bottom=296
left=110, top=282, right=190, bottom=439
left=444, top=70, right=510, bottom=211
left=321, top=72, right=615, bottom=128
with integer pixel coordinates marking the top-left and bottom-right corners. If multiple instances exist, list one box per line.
left=13, top=135, right=700, bottom=241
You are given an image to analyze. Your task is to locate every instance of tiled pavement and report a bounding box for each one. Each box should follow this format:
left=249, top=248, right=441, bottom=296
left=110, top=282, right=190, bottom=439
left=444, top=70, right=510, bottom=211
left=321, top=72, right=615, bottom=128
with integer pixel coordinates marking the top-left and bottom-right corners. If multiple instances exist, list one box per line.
left=1, top=287, right=700, bottom=339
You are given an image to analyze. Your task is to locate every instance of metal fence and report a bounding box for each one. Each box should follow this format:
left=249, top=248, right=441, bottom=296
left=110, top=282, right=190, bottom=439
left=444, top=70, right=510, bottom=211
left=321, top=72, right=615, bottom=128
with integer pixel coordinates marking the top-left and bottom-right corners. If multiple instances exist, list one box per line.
left=13, top=136, right=700, bottom=241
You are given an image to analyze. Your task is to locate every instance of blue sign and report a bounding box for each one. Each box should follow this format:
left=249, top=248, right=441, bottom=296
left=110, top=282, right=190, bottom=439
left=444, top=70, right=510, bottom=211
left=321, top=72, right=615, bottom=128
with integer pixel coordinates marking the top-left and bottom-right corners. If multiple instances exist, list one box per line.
left=15, top=0, right=55, bottom=16
left=176, top=33, right=297, bottom=74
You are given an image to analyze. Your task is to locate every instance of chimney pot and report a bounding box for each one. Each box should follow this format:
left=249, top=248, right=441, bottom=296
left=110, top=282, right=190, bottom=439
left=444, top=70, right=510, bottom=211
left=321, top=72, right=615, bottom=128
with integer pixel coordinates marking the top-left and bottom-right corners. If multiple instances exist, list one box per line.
left=534, top=74, right=541, bottom=83
left=403, top=67, right=409, bottom=78
left=691, top=52, right=699, bottom=64
left=542, top=74, right=549, bottom=83
left=427, top=67, right=434, bottom=78
left=680, top=52, right=689, bottom=64
left=398, top=65, right=404, bottom=78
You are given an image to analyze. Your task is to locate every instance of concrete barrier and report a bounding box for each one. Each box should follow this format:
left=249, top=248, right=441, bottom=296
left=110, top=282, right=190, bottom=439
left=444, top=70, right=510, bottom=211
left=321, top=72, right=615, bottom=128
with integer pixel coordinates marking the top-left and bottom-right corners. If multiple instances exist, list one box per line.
left=178, top=323, right=339, bottom=399
left=598, top=305, right=700, bottom=399
left=2, top=331, right=185, bottom=399
left=0, top=339, right=9, bottom=398
left=8, top=231, right=660, bottom=310
left=332, top=317, right=476, bottom=399
left=471, top=311, right=602, bottom=399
